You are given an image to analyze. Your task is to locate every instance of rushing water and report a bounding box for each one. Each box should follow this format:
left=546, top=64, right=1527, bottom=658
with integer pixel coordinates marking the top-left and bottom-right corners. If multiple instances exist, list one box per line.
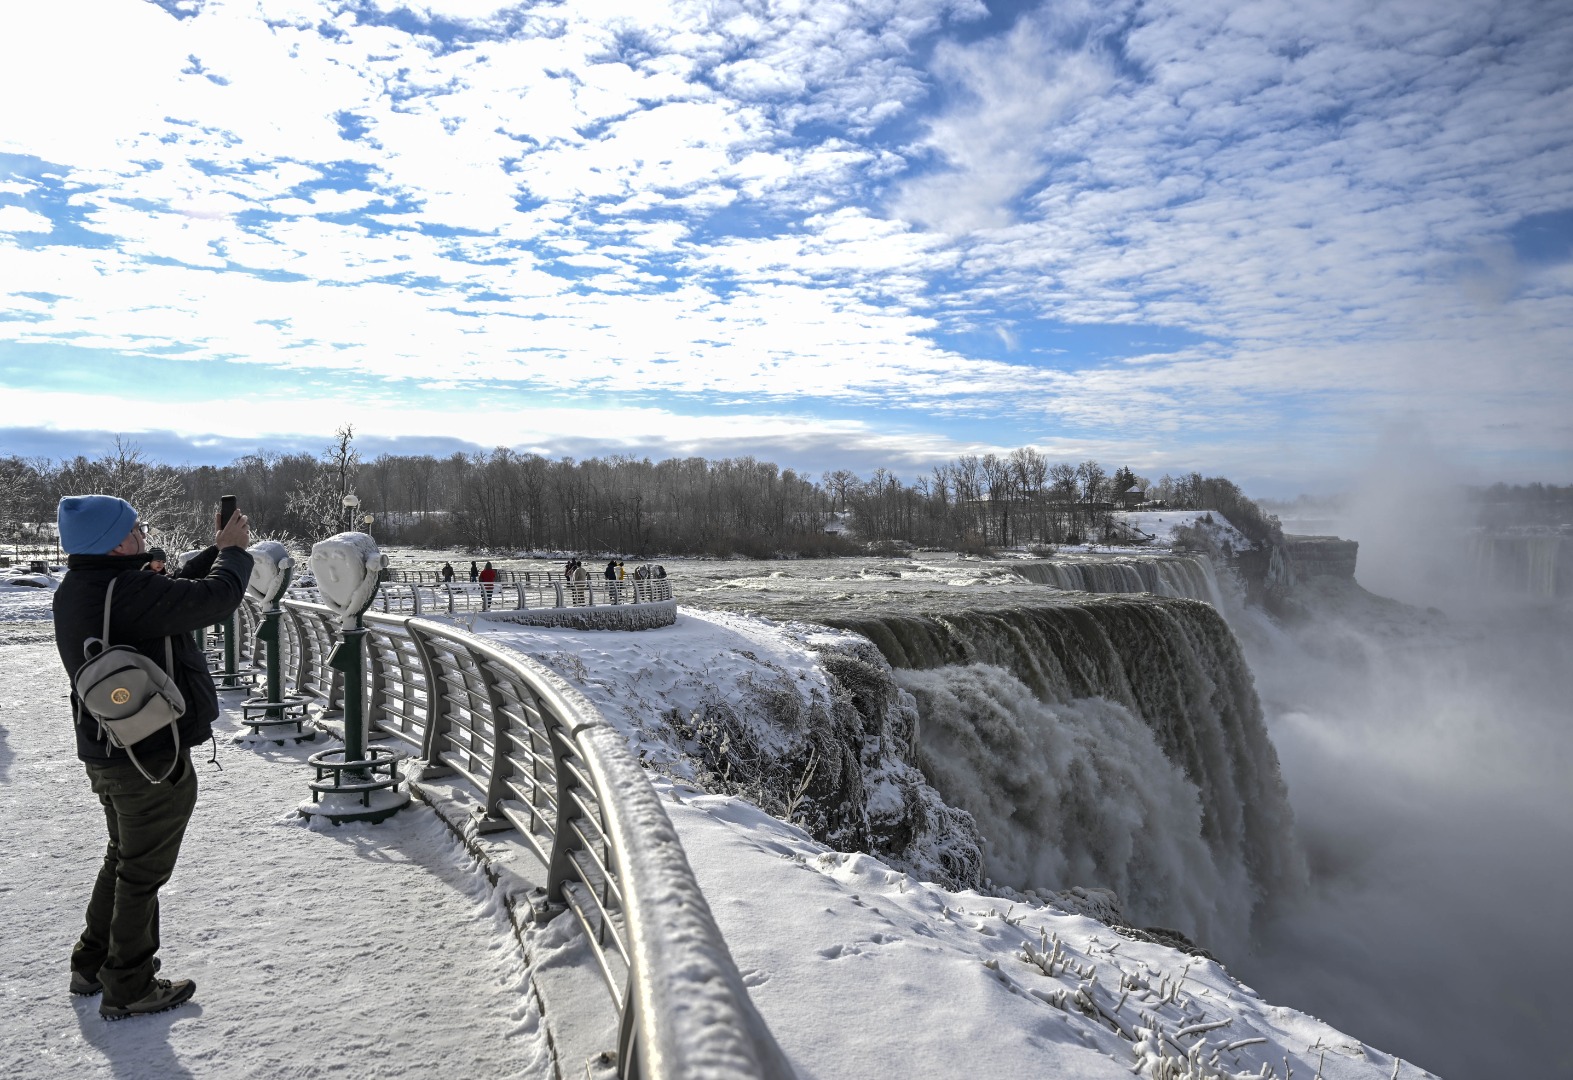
left=639, top=551, right=1298, bottom=951
left=820, top=596, right=1303, bottom=949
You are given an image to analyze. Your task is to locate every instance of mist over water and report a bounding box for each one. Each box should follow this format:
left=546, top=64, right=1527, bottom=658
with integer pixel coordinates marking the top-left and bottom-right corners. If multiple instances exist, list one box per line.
left=1232, top=520, right=1573, bottom=1078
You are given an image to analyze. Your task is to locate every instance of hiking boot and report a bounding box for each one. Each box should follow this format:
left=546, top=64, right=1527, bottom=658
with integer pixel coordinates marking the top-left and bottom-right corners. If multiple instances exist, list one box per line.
left=99, top=976, right=195, bottom=1020
left=71, top=957, right=159, bottom=997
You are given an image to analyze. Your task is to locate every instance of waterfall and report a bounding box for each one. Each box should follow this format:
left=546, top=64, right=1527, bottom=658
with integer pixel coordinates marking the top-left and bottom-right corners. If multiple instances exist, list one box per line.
left=1012, top=553, right=1224, bottom=607
left=824, top=595, right=1303, bottom=949
left=1467, top=533, right=1571, bottom=599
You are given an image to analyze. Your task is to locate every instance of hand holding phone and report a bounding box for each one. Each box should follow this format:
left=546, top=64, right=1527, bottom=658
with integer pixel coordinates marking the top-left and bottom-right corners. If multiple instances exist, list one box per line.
left=215, top=496, right=250, bottom=549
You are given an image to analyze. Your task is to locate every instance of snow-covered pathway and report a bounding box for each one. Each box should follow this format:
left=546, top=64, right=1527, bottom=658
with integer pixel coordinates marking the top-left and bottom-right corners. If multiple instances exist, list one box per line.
left=0, top=624, right=554, bottom=1080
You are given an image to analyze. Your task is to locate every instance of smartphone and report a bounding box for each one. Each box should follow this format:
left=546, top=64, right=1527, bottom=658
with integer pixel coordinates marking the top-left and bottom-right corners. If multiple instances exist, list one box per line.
left=219, top=494, right=237, bottom=528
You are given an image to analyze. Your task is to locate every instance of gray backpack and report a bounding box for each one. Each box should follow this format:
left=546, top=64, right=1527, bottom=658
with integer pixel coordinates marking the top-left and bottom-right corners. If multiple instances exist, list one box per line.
left=75, top=577, right=187, bottom=784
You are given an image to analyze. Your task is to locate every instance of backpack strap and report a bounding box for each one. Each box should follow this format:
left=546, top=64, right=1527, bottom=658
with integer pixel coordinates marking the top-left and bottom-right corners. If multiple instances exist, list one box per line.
left=102, top=576, right=116, bottom=644
left=81, top=576, right=119, bottom=662
left=122, top=728, right=183, bottom=785
left=88, top=574, right=175, bottom=670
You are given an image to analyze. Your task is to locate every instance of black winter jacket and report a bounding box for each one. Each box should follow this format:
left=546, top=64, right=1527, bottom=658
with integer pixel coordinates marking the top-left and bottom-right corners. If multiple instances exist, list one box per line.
left=54, top=545, right=254, bottom=764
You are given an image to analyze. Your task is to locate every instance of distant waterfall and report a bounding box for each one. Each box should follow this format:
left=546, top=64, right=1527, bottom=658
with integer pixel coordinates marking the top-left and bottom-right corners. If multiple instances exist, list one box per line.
left=1467, top=533, right=1571, bottom=599
left=1012, top=554, right=1223, bottom=606
left=825, top=595, right=1303, bottom=948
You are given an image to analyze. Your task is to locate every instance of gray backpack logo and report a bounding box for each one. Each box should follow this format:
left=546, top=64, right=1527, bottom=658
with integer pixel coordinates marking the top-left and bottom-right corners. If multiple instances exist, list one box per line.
left=75, top=577, right=187, bottom=783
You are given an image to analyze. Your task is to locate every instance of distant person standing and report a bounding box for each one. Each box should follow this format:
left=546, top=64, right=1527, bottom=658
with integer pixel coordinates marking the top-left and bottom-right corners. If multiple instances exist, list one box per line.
left=53, top=495, right=253, bottom=1020
left=479, top=561, right=497, bottom=610
left=440, top=562, right=454, bottom=585
left=468, top=561, right=479, bottom=583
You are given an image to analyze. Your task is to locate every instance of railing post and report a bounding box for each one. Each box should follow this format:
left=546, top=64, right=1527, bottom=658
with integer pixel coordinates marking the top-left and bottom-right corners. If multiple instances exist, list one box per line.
left=515, top=582, right=527, bottom=610
left=470, top=648, right=514, bottom=834
left=366, top=628, right=387, bottom=740
left=446, top=582, right=455, bottom=614
left=554, top=581, right=565, bottom=607
left=406, top=622, right=454, bottom=775
left=287, top=607, right=310, bottom=691
left=617, top=975, right=641, bottom=1080
left=545, top=724, right=581, bottom=905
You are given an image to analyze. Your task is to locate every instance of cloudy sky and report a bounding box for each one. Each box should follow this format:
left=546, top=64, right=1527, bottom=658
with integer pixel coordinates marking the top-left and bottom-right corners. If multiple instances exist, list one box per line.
left=1, top=0, right=1569, bottom=494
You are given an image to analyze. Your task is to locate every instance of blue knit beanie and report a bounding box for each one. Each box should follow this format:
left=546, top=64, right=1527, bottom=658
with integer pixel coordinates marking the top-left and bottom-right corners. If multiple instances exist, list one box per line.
left=57, top=495, right=139, bottom=555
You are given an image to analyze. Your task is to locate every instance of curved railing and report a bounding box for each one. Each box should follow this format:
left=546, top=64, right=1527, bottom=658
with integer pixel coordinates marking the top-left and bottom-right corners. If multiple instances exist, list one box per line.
left=286, top=577, right=673, bottom=615
left=385, top=567, right=673, bottom=587
left=234, top=597, right=792, bottom=1080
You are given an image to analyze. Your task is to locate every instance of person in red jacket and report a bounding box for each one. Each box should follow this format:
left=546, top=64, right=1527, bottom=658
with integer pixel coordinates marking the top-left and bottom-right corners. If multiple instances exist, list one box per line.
left=478, top=560, right=497, bottom=609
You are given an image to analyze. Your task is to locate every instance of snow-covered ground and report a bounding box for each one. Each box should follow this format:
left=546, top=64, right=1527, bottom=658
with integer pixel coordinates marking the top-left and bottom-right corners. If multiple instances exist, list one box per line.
left=0, top=578, right=550, bottom=1080
left=1116, top=510, right=1252, bottom=551
left=2, top=574, right=1432, bottom=1079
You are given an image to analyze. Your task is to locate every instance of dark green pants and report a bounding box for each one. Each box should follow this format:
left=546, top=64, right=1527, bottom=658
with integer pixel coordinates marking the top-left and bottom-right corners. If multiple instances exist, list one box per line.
left=71, top=750, right=197, bottom=1007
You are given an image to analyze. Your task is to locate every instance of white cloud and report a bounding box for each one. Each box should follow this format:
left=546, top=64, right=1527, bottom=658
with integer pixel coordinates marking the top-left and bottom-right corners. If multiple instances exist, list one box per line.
left=0, top=0, right=1569, bottom=482
left=0, top=206, right=53, bottom=234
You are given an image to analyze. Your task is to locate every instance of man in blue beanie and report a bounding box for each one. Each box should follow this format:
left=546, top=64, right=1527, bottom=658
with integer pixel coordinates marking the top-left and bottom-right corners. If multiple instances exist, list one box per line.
left=53, top=495, right=254, bottom=1020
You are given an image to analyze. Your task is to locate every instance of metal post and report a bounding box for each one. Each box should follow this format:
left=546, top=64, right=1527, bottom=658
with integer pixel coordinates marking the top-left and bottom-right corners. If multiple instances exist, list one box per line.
left=213, top=611, right=247, bottom=690
left=263, top=576, right=289, bottom=722
left=332, top=618, right=369, bottom=769
left=470, top=653, right=514, bottom=834
left=545, top=725, right=580, bottom=905
left=223, top=612, right=238, bottom=678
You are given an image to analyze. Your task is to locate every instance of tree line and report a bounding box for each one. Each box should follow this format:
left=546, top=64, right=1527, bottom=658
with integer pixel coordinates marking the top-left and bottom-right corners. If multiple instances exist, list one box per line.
left=1, top=429, right=1280, bottom=557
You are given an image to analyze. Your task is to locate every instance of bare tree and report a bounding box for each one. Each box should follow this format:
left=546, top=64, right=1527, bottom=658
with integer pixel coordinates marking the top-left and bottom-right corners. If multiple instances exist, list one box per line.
left=284, top=425, right=360, bottom=542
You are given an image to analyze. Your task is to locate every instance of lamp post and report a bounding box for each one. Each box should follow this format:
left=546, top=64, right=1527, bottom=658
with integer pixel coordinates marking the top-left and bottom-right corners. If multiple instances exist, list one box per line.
left=341, top=491, right=361, bottom=532
left=299, top=531, right=409, bottom=825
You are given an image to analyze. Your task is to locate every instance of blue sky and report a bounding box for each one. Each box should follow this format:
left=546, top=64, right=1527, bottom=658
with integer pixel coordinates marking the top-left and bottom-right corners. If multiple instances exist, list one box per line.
left=1, top=0, right=1570, bottom=495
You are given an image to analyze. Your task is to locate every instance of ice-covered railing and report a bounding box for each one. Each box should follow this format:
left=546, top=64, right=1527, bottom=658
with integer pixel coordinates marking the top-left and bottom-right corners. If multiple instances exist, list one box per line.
left=288, top=576, right=673, bottom=614
left=235, top=597, right=792, bottom=1080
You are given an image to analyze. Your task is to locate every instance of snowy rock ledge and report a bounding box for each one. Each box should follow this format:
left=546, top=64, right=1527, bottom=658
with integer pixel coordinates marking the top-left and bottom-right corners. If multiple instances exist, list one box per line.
left=478, top=598, right=677, bottom=631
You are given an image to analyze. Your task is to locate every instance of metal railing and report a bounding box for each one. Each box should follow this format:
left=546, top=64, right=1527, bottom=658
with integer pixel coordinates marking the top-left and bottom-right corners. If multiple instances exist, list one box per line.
left=288, top=577, right=673, bottom=615
left=236, top=597, right=790, bottom=1080
left=386, top=567, right=673, bottom=587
